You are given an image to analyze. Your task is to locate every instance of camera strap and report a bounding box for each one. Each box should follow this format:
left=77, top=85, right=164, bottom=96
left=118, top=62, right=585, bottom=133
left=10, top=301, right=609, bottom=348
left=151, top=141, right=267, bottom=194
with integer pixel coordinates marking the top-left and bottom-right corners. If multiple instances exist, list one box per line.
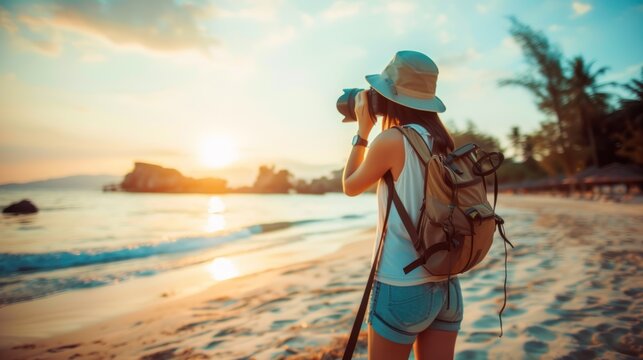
left=342, top=170, right=394, bottom=360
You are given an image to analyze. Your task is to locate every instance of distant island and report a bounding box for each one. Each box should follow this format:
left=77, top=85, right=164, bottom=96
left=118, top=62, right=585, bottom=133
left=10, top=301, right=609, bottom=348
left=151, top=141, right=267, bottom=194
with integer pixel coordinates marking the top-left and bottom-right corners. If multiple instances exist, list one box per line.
left=103, top=162, right=352, bottom=195
left=0, top=175, right=121, bottom=190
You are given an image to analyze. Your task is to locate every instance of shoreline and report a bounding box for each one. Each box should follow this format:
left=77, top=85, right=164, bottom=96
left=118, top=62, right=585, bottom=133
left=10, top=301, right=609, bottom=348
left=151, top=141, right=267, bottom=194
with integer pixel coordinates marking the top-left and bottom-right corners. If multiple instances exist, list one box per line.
left=2, top=194, right=642, bottom=359
left=0, top=226, right=377, bottom=359
left=0, top=221, right=373, bottom=341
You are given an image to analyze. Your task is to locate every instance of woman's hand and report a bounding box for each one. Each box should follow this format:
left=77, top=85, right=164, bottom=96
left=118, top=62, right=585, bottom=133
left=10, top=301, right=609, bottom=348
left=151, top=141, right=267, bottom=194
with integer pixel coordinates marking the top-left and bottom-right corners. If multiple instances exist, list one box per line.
left=355, top=90, right=376, bottom=138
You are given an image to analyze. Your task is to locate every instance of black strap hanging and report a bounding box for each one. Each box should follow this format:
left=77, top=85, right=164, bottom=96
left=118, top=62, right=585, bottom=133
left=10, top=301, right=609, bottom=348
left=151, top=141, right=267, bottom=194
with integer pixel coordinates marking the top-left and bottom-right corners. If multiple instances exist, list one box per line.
left=495, top=215, right=514, bottom=337
left=342, top=171, right=395, bottom=360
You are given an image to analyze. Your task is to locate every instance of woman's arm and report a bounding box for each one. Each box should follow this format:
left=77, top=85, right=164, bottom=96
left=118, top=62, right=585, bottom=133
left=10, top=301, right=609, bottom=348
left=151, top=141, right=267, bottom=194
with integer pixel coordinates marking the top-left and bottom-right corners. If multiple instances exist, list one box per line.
left=342, top=91, right=400, bottom=196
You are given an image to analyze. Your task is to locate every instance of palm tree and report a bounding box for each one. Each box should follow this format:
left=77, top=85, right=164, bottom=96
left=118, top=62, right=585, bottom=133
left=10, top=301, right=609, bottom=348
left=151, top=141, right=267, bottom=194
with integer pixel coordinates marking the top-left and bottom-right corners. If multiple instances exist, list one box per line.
left=622, top=68, right=643, bottom=104
left=498, top=17, right=574, bottom=175
left=567, top=56, right=612, bottom=167
left=611, top=69, right=643, bottom=164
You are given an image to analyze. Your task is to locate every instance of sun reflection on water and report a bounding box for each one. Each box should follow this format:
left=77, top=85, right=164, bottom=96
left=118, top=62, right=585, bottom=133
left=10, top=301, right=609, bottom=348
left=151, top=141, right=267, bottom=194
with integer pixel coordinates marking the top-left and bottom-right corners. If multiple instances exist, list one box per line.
left=205, top=214, right=225, bottom=233
left=206, top=257, right=239, bottom=281
left=208, top=196, right=226, bottom=213
left=204, top=196, right=226, bottom=233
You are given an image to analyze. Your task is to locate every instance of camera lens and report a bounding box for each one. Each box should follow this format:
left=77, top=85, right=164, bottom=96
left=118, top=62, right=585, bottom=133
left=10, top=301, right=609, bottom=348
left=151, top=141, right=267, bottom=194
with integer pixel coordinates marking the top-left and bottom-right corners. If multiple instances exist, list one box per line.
left=336, top=88, right=363, bottom=122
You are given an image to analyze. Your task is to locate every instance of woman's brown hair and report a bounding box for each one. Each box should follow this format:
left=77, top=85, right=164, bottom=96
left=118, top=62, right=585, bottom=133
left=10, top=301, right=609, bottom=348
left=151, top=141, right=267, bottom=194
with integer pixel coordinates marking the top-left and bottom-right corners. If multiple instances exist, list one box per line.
left=380, top=97, right=455, bottom=154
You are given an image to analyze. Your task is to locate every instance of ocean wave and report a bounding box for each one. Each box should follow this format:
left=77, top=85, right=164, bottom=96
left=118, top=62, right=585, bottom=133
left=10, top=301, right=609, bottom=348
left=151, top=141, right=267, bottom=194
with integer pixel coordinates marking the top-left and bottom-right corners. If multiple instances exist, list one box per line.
left=0, top=216, right=365, bottom=277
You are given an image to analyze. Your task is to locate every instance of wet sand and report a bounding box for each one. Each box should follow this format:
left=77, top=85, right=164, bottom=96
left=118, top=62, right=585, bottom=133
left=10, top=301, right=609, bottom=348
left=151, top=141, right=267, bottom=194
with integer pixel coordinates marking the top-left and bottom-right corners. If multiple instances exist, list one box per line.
left=1, top=195, right=642, bottom=359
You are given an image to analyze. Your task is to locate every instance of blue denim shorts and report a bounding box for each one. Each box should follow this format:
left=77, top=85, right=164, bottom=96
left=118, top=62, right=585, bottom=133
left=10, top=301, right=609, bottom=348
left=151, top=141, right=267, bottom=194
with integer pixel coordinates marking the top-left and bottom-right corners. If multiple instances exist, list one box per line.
left=367, top=277, right=463, bottom=344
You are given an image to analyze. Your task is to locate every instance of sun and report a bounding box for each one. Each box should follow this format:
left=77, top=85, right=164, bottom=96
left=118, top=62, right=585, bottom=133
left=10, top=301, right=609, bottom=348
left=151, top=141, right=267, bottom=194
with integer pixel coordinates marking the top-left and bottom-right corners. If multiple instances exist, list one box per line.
left=199, top=137, right=239, bottom=168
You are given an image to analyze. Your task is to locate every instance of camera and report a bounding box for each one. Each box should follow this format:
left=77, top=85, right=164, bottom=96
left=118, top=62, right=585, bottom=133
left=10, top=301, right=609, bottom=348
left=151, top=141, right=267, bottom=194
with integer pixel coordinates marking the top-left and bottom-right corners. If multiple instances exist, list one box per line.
left=336, top=88, right=385, bottom=122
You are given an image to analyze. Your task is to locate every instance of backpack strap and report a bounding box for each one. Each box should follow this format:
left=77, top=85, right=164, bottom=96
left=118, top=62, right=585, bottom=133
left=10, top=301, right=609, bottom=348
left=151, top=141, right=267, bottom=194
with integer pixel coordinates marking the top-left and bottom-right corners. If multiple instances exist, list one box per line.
left=383, top=170, right=425, bottom=254
left=394, top=126, right=433, bottom=165
left=342, top=171, right=395, bottom=360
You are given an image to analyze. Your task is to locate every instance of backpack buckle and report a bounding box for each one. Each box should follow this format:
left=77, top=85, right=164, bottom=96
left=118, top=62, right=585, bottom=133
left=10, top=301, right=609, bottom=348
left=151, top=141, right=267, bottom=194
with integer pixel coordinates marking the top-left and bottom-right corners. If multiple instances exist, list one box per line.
left=442, top=222, right=455, bottom=237
left=465, top=208, right=479, bottom=220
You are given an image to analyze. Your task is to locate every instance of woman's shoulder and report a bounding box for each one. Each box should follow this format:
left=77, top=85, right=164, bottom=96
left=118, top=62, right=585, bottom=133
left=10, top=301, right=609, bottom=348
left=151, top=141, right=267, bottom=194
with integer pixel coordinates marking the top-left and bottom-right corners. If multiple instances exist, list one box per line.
left=373, top=127, right=404, bottom=142
left=370, top=127, right=404, bottom=153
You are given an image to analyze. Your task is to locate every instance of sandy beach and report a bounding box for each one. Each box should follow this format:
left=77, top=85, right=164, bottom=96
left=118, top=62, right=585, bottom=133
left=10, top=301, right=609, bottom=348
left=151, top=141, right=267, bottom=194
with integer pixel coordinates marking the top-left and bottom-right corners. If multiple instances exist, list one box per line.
left=1, top=195, right=642, bottom=359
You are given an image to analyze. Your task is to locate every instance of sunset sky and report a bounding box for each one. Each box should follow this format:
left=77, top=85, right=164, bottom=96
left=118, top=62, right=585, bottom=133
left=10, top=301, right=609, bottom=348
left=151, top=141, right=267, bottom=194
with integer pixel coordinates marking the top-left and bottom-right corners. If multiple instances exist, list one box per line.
left=1, top=0, right=641, bottom=186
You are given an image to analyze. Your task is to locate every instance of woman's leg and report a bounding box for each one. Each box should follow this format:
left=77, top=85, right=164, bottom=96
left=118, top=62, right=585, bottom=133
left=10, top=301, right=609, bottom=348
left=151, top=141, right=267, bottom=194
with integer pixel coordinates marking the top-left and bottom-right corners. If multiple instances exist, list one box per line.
left=367, top=324, right=414, bottom=360
left=413, top=328, right=458, bottom=360
left=414, top=278, right=463, bottom=360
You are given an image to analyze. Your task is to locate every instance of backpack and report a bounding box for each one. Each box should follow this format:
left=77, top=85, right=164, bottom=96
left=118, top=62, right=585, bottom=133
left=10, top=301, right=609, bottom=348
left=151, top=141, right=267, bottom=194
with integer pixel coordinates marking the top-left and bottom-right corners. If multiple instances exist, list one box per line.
left=343, top=126, right=515, bottom=360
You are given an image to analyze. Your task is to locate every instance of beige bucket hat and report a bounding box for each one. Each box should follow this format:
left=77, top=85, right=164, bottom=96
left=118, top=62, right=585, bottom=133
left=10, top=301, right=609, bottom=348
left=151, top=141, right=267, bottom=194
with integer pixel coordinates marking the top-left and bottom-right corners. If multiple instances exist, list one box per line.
left=366, top=50, right=446, bottom=113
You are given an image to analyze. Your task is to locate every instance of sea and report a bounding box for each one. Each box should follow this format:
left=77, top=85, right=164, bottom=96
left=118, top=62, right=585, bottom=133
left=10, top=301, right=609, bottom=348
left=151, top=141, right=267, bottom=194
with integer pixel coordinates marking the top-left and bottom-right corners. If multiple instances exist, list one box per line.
left=0, top=189, right=378, bottom=307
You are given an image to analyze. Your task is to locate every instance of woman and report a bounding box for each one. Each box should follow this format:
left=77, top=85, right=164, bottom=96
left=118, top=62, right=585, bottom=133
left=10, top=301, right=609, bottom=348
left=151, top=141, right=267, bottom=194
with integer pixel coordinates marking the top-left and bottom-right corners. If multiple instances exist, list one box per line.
left=342, top=50, right=462, bottom=360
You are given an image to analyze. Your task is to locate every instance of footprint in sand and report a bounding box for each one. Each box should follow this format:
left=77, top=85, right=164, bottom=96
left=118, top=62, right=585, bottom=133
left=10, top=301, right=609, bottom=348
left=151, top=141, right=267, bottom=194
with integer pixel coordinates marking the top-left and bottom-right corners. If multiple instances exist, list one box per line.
left=465, top=331, right=498, bottom=343
left=595, top=326, right=641, bottom=357
left=508, top=291, right=527, bottom=301
left=600, top=298, right=631, bottom=316
left=523, top=340, right=549, bottom=356
left=206, top=297, right=242, bottom=308
left=46, top=343, right=82, bottom=353
left=310, top=287, right=359, bottom=300
left=286, top=284, right=305, bottom=295
left=540, top=317, right=566, bottom=327
left=187, top=329, right=213, bottom=339
left=282, top=265, right=314, bottom=275
left=252, top=296, right=290, bottom=313
left=559, top=349, right=599, bottom=359
left=210, top=327, right=232, bottom=337
left=203, top=340, right=224, bottom=350
left=143, top=340, right=181, bottom=352
left=308, top=300, right=353, bottom=311
left=472, top=314, right=500, bottom=329
left=310, top=312, right=346, bottom=326
left=456, top=349, right=488, bottom=360
left=141, top=347, right=178, bottom=360
left=569, top=328, right=593, bottom=346
left=307, top=302, right=331, bottom=311
left=276, top=335, right=306, bottom=348
left=175, top=316, right=238, bottom=333
left=555, top=291, right=574, bottom=302
left=271, top=319, right=297, bottom=330
left=525, top=325, right=556, bottom=342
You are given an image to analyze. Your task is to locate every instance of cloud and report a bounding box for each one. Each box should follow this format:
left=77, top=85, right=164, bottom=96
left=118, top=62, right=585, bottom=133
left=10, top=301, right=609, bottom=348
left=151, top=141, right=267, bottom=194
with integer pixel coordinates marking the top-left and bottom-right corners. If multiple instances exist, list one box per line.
left=439, top=48, right=481, bottom=67
left=381, top=0, right=416, bottom=35
left=572, top=1, right=592, bottom=17
left=300, top=13, right=315, bottom=28
left=262, top=25, right=297, bottom=48
left=603, top=62, right=643, bottom=82
left=216, top=0, right=281, bottom=22
left=438, top=30, right=452, bottom=44
left=0, top=7, right=17, bottom=33
left=548, top=24, right=562, bottom=32
left=476, top=3, right=489, bottom=14
left=52, top=0, right=216, bottom=52
left=80, top=53, right=105, bottom=63
left=501, top=36, right=520, bottom=53
left=435, top=14, right=448, bottom=26
left=1, top=0, right=218, bottom=56
left=386, top=1, right=415, bottom=15
left=321, top=1, right=361, bottom=21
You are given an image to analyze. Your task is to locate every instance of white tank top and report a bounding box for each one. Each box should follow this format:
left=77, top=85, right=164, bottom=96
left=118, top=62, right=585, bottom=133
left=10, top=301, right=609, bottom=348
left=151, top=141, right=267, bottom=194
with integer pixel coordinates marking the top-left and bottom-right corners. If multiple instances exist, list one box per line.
left=370, top=123, right=454, bottom=286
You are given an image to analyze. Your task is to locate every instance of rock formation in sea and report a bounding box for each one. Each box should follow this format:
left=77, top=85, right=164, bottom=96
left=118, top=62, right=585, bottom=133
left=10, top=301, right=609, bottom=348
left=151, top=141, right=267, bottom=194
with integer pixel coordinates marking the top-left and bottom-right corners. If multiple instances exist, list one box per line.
left=107, top=162, right=363, bottom=195
left=119, top=162, right=228, bottom=194
left=2, top=199, right=38, bottom=214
